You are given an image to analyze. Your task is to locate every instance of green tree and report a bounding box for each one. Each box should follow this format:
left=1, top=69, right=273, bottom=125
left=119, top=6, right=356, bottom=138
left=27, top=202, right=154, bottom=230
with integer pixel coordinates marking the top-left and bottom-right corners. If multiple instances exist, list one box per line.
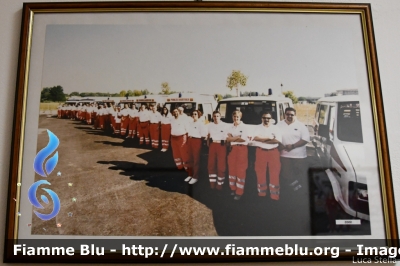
left=283, top=91, right=298, bottom=104
left=298, top=96, right=306, bottom=102
left=141, top=89, right=150, bottom=95
left=41, top=85, right=66, bottom=102
left=226, top=70, right=248, bottom=97
left=126, top=90, right=134, bottom=96
left=161, top=82, right=171, bottom=94
left=133, top=90, right=142, bottom=96
left=70, top=91, right=80, bottom=96
left=223, top=94, right=233, bottom=99
left=215, top=94, right=223, bottom=101
left=119, top=90, right=127, bottom=97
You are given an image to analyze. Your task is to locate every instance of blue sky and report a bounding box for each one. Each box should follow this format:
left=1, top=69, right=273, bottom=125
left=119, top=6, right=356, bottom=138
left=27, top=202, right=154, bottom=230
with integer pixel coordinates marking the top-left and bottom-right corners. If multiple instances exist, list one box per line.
left=41, top=13, right=363, bottom=97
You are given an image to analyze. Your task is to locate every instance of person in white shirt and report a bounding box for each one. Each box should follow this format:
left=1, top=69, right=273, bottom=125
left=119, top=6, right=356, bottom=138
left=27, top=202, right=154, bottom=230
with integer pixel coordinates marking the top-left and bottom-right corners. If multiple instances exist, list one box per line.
left=170, top=108, right=189, bottom=174
left=226, top=110, right=249, bottom=200
left=127, top=104, right=138, bottom=138
left=207, top=111, right=228, bottom=190
left=113, top=106, right=122, bottom=135
left=138, top=105, right=150, bottom=145
left=149, top=104, right=162, bottom=149
left=277, top=107, right=310, bottom=193
left=120, top=103, right=130, bottom=136
left=253, top=112, right=283, bottom=200
left=160, top=107, right=172, bottom=152
left=185, top=110, right=207, bottom=185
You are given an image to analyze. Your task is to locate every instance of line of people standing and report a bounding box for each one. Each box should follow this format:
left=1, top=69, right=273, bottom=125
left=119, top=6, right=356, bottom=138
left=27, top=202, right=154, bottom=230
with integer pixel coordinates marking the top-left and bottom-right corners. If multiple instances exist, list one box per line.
left=59, top=103, right=310, bottom=201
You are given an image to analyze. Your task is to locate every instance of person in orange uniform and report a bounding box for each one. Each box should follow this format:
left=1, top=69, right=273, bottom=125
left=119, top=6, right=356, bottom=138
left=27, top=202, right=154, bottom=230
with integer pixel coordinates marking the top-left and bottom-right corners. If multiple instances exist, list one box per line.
left=170, top=108, right=189, bottom=172
left=207, top=111, right=228, bottom=190
left=160, top=107, right=172, bottom=152
left=149, top=104, right=162, bottom=149
left=253, top=112, right=282, bottom=200
left=226, top=110, right=249, bottom=200
left=138, top=105, right=150, bottom=145
left=127, top=104, right=138, bottom=138
left=120, top=103, right=130, bottom=136
left=185, top=110, right=207, bottom=185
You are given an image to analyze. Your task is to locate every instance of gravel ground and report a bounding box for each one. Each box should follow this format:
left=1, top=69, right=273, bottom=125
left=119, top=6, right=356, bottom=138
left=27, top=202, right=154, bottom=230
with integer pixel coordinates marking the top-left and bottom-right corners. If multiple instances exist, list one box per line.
left=32, top=115, right=217, bottom=236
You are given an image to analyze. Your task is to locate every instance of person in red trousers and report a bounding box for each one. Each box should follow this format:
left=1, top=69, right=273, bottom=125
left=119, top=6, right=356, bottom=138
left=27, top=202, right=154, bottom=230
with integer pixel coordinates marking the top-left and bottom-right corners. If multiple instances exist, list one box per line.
left=226, top=110, right=249, bottom=200
left=160, top=107, right=172, bottom=152
left=185, top=110, right=207, bottom=185
left=253, top=112, right=282, bottom=200
left=207, top=111, right=228, bottom=190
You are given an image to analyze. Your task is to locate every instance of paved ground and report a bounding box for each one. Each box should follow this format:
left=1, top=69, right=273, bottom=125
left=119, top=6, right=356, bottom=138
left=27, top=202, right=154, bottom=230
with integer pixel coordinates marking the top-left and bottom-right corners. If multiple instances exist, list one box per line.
left=31, top=115, right=371, bottom=236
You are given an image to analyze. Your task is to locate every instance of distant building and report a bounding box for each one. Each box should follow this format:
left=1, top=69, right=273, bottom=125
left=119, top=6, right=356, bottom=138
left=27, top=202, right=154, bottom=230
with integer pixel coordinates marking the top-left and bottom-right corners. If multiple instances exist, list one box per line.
left=336, top=89, right=358, bottom=95
left=325, top=89, right=358, bottom=97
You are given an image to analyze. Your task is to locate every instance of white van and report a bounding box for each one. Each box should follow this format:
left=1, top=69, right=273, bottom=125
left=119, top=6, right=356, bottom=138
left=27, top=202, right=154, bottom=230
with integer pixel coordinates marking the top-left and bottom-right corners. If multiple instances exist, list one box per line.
left=136, top=95, right=167, bottom=110
left=216, top=93, right=293, bottom=126
left=163, top=93, right=218, bottom=122
left=312, top=95, right=369, bottom=220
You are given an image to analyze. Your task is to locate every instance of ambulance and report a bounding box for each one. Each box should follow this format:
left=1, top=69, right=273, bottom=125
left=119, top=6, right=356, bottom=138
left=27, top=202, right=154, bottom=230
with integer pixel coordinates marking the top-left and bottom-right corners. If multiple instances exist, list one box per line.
left=136, top=95, right=167, bottom=110
left=215, top=91, right=293, bottom=127
left=312, top=95, right=369, bottom=220
left=163, top=93, right=218, bottom=122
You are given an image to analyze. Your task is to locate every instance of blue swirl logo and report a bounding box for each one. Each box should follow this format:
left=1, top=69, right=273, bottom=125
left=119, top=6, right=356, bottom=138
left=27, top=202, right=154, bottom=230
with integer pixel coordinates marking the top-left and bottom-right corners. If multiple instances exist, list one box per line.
left=33, top=130, right=59, bottom=177
left=28, top=180, right=60, bottom=220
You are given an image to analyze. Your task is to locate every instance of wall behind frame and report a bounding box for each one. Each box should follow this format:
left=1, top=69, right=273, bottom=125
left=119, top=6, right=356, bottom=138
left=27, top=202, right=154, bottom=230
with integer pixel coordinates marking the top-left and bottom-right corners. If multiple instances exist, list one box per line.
left=0, top=0, right=399, bottom=265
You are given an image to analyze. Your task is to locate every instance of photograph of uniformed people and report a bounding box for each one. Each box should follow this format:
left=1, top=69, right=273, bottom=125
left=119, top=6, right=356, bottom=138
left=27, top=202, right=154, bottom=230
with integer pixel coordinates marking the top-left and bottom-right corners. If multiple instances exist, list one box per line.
left=277, top=107, right=310, bottom=193
left=207, top=111, right=228, bottom=190
left=226, top=110, right=249, bottom=200
left=252, top=112, right=282, bottom=200
left=185, top=110, right=207, bottom=185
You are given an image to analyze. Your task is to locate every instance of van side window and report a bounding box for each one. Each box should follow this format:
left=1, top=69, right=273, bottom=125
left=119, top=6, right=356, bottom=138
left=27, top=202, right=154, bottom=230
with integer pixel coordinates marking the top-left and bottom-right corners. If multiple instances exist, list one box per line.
left=198, top=103, right=203, bottom=113
left=329, top=106, right=336, bottom=137
left=279, top=103, right=285, bottom=121
left=318, top=105, right=329, bottom=125
left=315, top=104, right=321, bottom=119
left=284, top=102, right=290, bottom=109
left=219, top=103, right=227, bottom=118
left=202, top=103, right=213, bottom=117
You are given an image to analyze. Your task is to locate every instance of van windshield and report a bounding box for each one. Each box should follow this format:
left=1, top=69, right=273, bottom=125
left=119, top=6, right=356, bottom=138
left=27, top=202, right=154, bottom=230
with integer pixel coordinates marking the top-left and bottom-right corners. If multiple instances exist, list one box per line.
left=337, top=101, right=363, bottom=143
left=164, top=102, right=196, bottom=116
left=217, top=101, right=278, bottom=125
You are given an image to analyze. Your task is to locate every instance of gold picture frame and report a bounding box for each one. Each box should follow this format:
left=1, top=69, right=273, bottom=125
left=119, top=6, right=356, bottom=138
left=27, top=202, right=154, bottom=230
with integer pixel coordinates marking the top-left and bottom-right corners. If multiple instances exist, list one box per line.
left=4, top=1, right=397, bottom=262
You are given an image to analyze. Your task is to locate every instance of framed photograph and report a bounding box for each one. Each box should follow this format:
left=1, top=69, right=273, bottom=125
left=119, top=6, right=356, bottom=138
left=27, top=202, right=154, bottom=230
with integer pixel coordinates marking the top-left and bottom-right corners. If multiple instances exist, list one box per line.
left=5, top=1, right=397, bottom=262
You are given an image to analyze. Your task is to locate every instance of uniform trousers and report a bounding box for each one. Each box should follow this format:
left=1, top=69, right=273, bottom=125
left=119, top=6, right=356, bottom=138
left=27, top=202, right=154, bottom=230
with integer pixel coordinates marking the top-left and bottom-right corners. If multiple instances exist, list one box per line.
left=208, top=142, right=227, bottom=189
left=161, top=124, right=171, bottom=149
left=93, top=113, right=99, bottom=128
left=58, top=110, right=61, bottom=118
left=186, top=137, right=202, bottom=180
left=114, top=122, right=121, bottom=134
left=228, top=145, right=248, bottom=195
left=171, top=135, right=189, bottom=171
left=99, top=116, right=104, bottom=129
left=149, top=123, right=160, bottom=148
left=81, top=111, right=86, bottom=121
left=86, top=112, right=91, bottom=124
left=111, top=116, right=116, bottom=132
left=255, top=147, right=281, bottom=200
left=128, top=117, right=138, bottom=137
left=120, top=116, right=129, bottom=136
left=92, top=112, right=96, bottom=126
left=280, top=157, right=309, bottom=193
left=138, top=121, right=150, bottom=144
left=60, top=110, right=64, bottom=118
